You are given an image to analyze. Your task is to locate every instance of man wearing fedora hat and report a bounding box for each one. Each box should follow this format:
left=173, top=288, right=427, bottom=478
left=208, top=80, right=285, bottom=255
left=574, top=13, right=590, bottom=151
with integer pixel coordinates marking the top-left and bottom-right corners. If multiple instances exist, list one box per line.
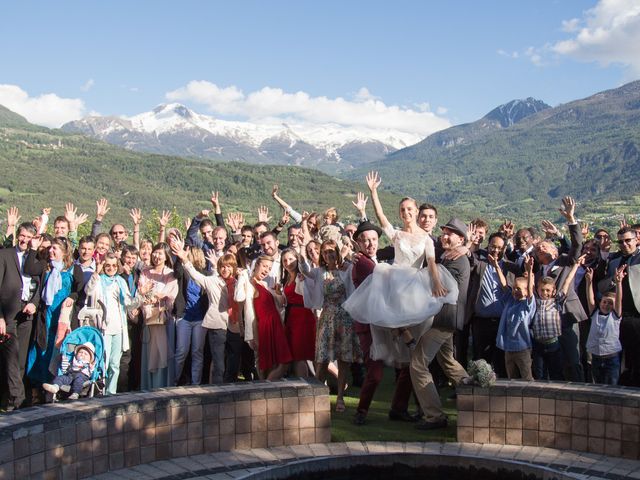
left=351, top=221, right=415, bottom=425
left=411, top=218, right=471, bottom=430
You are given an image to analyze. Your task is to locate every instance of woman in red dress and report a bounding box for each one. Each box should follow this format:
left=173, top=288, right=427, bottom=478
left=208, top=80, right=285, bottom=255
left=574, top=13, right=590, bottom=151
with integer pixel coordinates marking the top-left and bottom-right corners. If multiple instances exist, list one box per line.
left=280, top=249, right=316, bottom=377
left=251, top=256, right=292, bottom=380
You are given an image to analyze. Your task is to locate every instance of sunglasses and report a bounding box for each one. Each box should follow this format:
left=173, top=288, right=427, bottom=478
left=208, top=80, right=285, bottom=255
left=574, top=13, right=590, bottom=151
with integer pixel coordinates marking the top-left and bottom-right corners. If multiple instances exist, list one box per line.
left=617, top=238, right=635, bottom=245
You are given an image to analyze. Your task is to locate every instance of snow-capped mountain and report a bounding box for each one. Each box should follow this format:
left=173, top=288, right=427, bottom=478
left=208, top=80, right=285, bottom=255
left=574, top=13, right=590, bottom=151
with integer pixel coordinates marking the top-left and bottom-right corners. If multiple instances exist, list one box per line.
left=62, top=104, right=423, bottom=170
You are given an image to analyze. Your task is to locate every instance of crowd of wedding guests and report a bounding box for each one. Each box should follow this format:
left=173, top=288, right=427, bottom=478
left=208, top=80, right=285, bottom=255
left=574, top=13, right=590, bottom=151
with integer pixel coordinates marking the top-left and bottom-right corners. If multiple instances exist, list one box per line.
left=0, top=175, right=638, bottom=431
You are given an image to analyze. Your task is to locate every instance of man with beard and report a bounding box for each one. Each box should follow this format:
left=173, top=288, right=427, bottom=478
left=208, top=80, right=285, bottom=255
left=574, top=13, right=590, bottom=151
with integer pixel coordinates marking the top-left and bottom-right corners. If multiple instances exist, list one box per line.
left=351, top=222, right=415, bottom=426
left=411, top=219, right=470, bottom=430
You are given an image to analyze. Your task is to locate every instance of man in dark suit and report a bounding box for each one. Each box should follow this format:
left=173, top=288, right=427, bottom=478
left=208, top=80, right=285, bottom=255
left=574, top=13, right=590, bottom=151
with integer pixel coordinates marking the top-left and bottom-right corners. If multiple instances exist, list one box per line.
left=599, top=226, right=640, bottom=386
left=411, top=218, right=470, bottom=430
left=351, top=221, right=414, bottom=425
left=0, top=222, right=41, bottom=410
left=533, top=196, right=586, bottom=382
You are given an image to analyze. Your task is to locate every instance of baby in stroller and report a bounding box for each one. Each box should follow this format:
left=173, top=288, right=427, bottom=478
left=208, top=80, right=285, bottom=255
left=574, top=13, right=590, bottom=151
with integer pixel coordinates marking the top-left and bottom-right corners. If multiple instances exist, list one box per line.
left=43, top=342, right=96, bottom=400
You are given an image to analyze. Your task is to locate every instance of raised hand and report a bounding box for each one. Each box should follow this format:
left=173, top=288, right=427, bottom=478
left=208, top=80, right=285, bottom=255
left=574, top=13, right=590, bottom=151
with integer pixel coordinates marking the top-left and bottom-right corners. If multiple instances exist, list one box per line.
left=169, top=236, right=187, bottom=260
left=95, top=198, right=110, bottom=221
left=615, top=264, right=627, bottom=284
left=184, top=217, right=192, bottom=231
left=581, top=222, right=589, bottom=237
left=210, top=191, right=221, bottom=213
left=204, top=250, right=218, bottom=267
left=258, top=206, right=272, bottom=223
left=226, top=212, right=244, bottom=231
left=64, top=202, right=77, bottom=225
left=584, top=267, right=594, bottom=283
left=524, top=255, right=534, bottom=274
left=541, top=220, right=560, bottom=238
left=73, top=212, right=89, bottom=230
left=42, top=207, right=51, bottom=217
left=600, top=235, right=612, bottom=252
left=272, top=184, right=279, bottom=197
left=129, top=208, right=143, bottom=225
left=559, top=196, right=576, bottom=223
left=487, top=253, right=499, bottom=268
left=365, top=171, right=381, bottom=192
left=352, top=192, right=368, bottom=215
left=279, top=210, right=290, bottom=226
left=159, top=210, right=171, bottom=227
left=6, top=206, right=20, bottom=228
left=29, top=235, right=44, bottom=251
left=499, top=220, right=514, bottom=239
left=467, top=222, right=478, bottom=244
left=620, top=216, right=630, bottom=229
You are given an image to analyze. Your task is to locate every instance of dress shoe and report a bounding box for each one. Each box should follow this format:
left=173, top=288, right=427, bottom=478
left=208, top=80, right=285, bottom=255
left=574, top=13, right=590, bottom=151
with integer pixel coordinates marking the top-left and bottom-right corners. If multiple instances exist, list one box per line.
left=415, top=417, right=448, bottom=430
left=353, top=412, right=367, bottom=426
left=388, top=409, right=419, bottom=422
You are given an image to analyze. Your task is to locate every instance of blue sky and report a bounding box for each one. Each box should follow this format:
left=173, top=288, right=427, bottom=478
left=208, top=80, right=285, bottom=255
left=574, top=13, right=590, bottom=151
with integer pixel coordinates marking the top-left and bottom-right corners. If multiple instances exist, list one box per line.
left=1, top=0, right=638, bottom=135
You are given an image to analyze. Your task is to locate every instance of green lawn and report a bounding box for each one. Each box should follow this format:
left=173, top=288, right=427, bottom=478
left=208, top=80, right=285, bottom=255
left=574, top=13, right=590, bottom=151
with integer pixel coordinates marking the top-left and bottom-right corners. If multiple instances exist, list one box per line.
left=329, top=366, right=458, bottom=442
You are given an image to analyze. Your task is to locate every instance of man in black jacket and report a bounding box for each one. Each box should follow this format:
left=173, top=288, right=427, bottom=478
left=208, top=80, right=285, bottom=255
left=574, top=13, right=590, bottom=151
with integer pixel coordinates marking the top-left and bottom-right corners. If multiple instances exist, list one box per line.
left=0, top=223, right=41, bottom=410
left=411, top=218, right=470, bottom=430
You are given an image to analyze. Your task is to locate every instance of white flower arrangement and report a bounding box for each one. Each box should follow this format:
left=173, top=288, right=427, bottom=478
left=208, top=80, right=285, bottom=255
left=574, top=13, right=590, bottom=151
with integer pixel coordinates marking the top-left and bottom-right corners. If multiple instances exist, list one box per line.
left=467, top=359, right=497, bottom=388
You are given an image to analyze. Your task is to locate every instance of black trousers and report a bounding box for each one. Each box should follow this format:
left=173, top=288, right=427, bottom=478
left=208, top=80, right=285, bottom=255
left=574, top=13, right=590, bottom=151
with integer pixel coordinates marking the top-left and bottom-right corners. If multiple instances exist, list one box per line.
left=620, top=315, right=640, bottom=387
left=471, top=315, right=507, bottom=378
left=0, top=311, right=33, bottom=406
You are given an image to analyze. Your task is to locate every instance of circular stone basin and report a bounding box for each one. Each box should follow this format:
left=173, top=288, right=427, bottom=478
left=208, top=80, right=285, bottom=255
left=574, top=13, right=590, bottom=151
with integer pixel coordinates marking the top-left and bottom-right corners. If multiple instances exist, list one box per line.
left=238, top=453, right=576, bottom=480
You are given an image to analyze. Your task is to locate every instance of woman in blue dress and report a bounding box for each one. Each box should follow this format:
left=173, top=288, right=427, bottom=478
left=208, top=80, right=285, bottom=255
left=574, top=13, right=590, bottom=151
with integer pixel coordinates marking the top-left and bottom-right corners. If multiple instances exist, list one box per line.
left=25, top=237, right=84, bottom=390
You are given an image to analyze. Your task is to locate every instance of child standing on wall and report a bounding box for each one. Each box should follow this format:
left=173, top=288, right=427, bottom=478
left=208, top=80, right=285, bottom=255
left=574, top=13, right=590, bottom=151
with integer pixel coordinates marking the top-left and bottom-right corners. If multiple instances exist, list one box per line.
left=495, top=256, right=536, bottom=381
left=584, top=264, right=626, bottom=385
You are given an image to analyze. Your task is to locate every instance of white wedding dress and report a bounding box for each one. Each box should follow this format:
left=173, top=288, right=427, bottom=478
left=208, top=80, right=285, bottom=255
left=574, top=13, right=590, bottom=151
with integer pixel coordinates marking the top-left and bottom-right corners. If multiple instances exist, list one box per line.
left=342, top=224, right=458, bottom=363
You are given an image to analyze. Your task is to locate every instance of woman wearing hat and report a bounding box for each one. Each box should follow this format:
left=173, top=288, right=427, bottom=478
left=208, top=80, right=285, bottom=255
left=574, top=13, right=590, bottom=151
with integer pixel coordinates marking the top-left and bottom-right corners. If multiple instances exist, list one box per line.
left=343, top=172, right=458, bottom=363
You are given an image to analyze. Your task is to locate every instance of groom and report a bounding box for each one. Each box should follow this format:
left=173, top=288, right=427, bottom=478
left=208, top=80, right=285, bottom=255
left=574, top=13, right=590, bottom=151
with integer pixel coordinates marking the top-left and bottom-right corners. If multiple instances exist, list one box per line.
left=351, top=221, right=415, bottom=426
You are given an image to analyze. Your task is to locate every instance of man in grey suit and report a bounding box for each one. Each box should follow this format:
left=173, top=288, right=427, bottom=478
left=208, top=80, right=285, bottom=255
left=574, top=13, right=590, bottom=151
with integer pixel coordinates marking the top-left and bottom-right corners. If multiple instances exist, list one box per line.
left=0, top=223, right=41, bottom=410
left=599, top=226, right=640, bottom=386
left=533, top=197, right=586, bottom=382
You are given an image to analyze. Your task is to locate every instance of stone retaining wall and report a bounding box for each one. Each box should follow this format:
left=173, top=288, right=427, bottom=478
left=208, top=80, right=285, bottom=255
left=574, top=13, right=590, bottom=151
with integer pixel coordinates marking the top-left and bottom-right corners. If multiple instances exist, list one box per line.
left=0, top=378, right=330, bottom=479
left=456, top=380, right=640, bottom=459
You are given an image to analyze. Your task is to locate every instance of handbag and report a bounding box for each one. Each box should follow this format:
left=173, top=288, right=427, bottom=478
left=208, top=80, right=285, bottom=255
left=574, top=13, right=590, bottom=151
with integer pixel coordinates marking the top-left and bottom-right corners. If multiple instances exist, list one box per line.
left=144, top=304, right=166, bottom=326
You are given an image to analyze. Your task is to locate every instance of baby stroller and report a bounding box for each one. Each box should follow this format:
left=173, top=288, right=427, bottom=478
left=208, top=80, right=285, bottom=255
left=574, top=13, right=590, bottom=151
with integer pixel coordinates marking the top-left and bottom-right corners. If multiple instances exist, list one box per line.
left=53, top=326, right=106, bottom=401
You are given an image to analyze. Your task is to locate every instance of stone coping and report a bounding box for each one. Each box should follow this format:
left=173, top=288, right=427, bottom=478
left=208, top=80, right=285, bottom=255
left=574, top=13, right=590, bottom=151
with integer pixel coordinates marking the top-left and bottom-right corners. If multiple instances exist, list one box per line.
left=92, top=442, right=640, bottom=480
left=0, top=378, right=328, bottom=441
left=0, top=378, right=330, bottom=479
left=457, top=380, right=640, bottom=407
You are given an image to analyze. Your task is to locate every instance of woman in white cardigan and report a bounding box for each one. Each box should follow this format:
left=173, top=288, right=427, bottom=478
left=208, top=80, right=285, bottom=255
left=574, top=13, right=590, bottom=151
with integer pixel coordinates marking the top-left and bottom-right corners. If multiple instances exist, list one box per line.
left=170, top=238, right=233, bottom=384
left=84, top=253, right=148, bottom=394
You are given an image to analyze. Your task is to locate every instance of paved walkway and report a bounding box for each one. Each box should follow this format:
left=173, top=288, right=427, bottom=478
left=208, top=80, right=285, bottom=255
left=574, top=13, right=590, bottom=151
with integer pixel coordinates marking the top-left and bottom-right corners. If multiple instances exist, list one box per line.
left=93, top=441, right=640, bottom=480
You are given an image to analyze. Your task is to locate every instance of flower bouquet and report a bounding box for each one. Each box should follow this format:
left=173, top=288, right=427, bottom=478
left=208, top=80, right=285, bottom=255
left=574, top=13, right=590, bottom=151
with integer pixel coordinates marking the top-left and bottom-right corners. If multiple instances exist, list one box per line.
left=467, top=359, right=497, bottom=388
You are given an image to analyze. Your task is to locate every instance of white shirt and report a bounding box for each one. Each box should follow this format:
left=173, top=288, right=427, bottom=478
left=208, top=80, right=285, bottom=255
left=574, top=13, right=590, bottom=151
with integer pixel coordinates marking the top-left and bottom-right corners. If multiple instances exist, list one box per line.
left=16, top=250, right=32, bottom=302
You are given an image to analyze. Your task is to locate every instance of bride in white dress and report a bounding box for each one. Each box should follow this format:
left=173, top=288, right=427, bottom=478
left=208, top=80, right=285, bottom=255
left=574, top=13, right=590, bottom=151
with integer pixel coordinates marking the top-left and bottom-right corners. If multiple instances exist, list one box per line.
left=343, top=171, right=458, bottom=362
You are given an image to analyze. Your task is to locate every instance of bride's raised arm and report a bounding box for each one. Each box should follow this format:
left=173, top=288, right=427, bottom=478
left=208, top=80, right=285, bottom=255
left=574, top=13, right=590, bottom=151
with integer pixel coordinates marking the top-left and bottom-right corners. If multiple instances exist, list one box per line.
left=365, top=171, right=392, bottom=230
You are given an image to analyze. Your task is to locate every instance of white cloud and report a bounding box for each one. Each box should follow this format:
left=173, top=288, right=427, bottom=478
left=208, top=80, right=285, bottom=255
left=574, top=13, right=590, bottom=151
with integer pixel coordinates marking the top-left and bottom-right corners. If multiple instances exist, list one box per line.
left=497, top=49, right=519, bottom=59
left=166, top=81, right=451, bottom=136
left=0, top=84, right=86, bottom=128
left=80, top=78, right=95, bottom=92
left=551, top=0, right=640, bottom=73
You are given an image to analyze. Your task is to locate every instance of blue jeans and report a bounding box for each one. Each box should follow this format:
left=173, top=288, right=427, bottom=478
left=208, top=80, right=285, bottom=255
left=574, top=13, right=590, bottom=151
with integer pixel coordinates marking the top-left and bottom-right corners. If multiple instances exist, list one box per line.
left=174, top=319, right=206, bottom=385
left=532, top=338, right=564, bottom=381
left=592, top=352, right=621, bottom=385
